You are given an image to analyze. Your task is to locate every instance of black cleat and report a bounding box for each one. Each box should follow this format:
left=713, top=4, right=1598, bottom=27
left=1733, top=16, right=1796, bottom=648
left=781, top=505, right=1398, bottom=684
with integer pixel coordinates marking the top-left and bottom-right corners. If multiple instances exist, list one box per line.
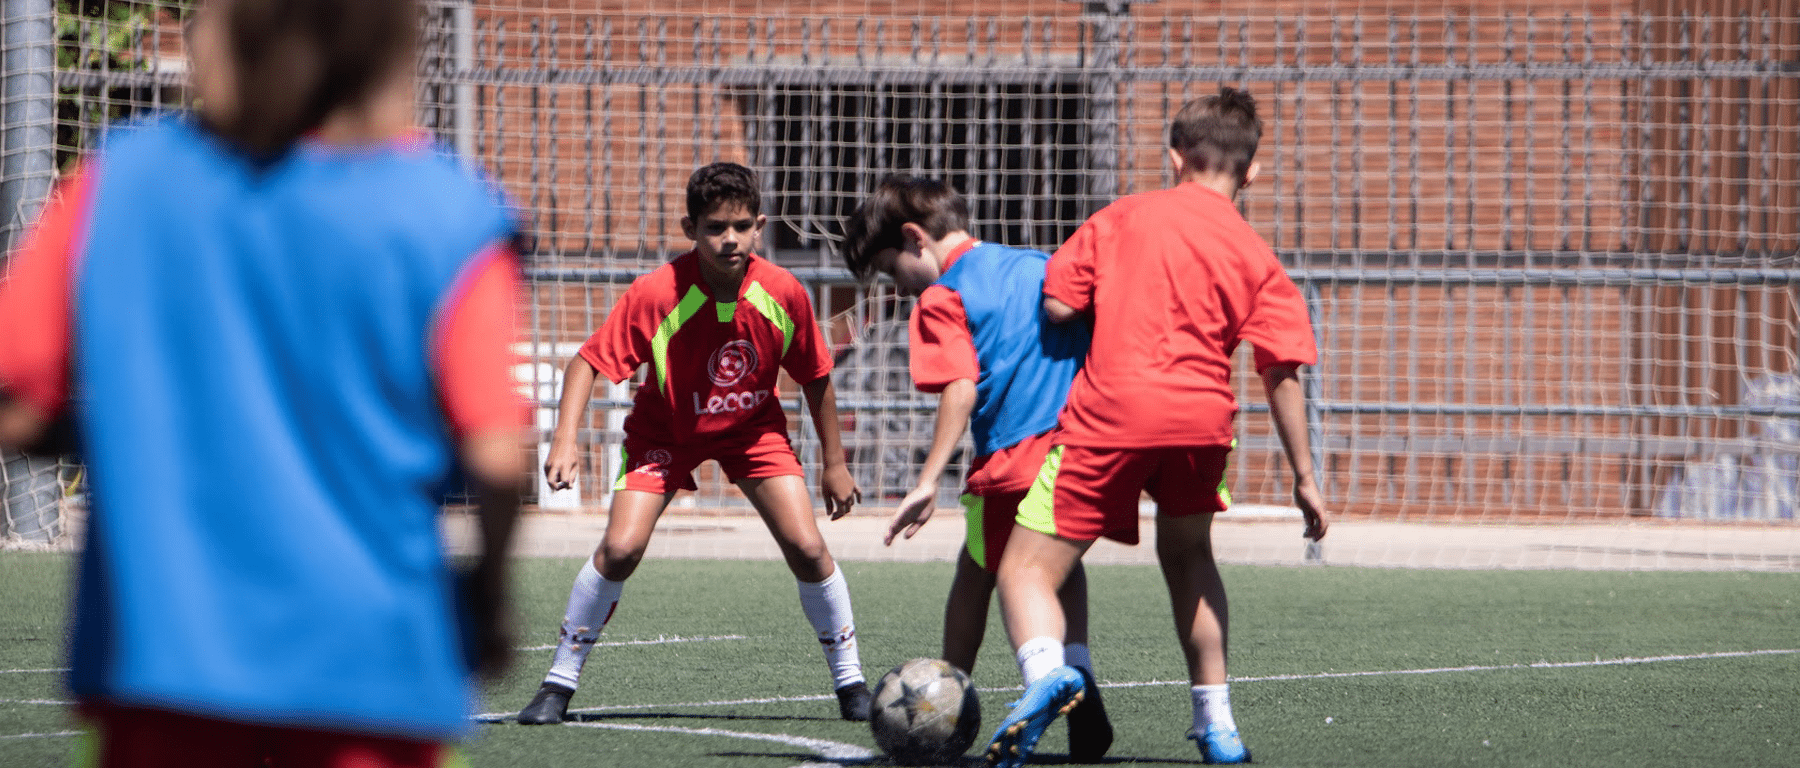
left=516, top=682, right=574, bottom=725
left=835, top=680, right=872, bottom=721
left=1065, top=667, right=1114, bottom=763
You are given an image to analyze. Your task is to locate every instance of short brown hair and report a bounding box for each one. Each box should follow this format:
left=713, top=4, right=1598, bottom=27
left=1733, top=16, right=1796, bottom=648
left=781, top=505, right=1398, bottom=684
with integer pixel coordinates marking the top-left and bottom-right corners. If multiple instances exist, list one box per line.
left=208, top=0, right=420, bottom=161
left=1169, top=87, right=1263, bottom=184
left=839, top=176, right=970, bottom=282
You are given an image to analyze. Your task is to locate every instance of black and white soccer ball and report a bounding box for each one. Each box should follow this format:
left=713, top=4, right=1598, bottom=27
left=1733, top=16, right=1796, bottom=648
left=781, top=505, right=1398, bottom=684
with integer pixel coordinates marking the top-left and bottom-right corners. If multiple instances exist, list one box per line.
left=869, top=658, right=981, bottom=766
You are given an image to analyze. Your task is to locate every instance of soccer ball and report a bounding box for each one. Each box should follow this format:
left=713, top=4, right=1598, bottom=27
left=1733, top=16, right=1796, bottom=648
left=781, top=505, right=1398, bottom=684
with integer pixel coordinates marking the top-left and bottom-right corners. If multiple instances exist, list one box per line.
left=869, top=658, right=981, bottom=766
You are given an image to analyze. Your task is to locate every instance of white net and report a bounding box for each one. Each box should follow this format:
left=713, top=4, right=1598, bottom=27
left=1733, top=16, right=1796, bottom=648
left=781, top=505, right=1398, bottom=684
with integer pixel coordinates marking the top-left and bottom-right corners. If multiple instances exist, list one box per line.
left=6, top=1, right=1798, bottom=569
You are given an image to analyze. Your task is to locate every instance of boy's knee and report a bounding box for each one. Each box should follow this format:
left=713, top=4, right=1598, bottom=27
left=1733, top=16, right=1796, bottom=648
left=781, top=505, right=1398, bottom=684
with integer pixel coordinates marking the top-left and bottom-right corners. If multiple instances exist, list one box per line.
left=596, top=540, right=647, bottom=580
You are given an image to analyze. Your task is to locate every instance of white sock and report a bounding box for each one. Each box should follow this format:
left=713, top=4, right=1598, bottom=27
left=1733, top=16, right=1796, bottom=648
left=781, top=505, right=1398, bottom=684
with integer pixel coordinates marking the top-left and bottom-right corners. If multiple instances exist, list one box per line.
left=1015, top=636, right=1065, bottom=686
left=797, top=567, right=864, bottom=688
left=1064, top=643, right=1094, bottom=677
left=1192, top=683, right=1238, bottom=732
left=543, top=559, right=623, bottom=690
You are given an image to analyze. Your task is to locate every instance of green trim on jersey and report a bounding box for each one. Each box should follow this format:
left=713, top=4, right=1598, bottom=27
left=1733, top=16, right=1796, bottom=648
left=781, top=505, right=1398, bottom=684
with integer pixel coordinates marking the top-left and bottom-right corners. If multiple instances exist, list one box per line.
left=715, top=300, right=736, bottom=323
left=742, top=281, right=795, bottom=357
left=961, top=493, right=987, bottom=569
left=1016, top=444, right=1065, bottom=536
left=651, top=285, right=710, bottom=395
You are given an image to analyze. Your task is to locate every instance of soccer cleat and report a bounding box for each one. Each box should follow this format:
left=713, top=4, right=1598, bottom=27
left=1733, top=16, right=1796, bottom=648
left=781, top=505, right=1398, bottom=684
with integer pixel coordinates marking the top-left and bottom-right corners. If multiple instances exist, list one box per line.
left=1064, top=667, right=1113, bottom=763
left=516, top=682, right=574, bottom=725
left=984, top=666, right=1085, bottom=768
left=1189, top=723, right=1252, bottom=765
left=835, top=680, right=872, bottom=721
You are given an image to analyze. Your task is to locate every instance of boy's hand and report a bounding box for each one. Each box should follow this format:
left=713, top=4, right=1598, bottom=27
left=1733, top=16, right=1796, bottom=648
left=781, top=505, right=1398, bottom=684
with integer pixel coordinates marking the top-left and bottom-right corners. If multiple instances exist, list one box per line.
left=542, top=438, right=580, bottom=491
left=885, top=483, right=939, bottom=545
left=820, top=463, right=861, bottom=520
left=1293, top=478, right=1329, bottom=540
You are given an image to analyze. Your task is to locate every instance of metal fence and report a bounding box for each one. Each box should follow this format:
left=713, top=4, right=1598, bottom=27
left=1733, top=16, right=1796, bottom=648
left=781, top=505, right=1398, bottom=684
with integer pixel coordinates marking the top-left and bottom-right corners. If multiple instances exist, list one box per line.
left=4, top=3, right=1798, bottom=550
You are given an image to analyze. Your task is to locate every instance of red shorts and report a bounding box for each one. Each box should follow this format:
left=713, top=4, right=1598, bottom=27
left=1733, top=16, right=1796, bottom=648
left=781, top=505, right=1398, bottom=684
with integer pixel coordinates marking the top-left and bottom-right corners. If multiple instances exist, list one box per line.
left=961, top=489, right=1025, bottom=573
left=1017, top=444, right=1232, bottom=545
left=959, top=431, right=1062, bottom=572
left=613, top=430, right=802, bottom=493
left=80, top=702, right=447, bottom=768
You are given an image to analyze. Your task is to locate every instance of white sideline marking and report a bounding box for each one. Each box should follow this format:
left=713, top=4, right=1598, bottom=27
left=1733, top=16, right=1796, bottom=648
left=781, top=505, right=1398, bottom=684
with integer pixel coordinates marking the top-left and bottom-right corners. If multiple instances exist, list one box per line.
left=1029, top=648, right=1800, bottom=693
left=0, top=668, right=68, bottom=674
left=16, top=649, right=1798, bottom=742
left=0, top=699, right=72, bottom=706
left=571, top=721, right=872, bottom=767
left=518, top=633, right=747, bottom=652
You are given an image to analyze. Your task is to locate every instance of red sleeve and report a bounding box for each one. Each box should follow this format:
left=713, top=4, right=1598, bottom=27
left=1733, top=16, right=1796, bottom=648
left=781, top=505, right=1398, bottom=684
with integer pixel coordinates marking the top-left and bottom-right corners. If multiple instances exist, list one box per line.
left=579, top=279, right=653, bottom=384
left=1242, top=263, right=1319, bottom=372
left=0, top=167, right=93, bottom=419
left=908, top=285, right=979, bottom=393
left=433, top=244, right=530, bottom=435
left=1045, top=212, right=1102, bottom=313
left=779, top=279, right=834, bottom=385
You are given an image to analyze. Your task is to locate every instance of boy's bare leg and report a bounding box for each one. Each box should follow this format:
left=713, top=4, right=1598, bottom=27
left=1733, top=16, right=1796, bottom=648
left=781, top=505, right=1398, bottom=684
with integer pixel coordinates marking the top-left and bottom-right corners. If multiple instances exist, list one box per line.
left=995, top=527, right=1091, bottom=679
left=988, top=527, right=1093, bottom=768
left=1060, top=561, right=1090, bottom=647
left=1156, top=511, right=1247, bottom=763
left=942, top=549, right=995, bottom=674
left=739, top=475, right=869, bottom=718
left=738, top=474, right=834, bottom=581
left=1154, top=513, right=1228, bottom=685
left=521, top=488, right=674, bottom=723
left=595, top=489, right=680, bottom=579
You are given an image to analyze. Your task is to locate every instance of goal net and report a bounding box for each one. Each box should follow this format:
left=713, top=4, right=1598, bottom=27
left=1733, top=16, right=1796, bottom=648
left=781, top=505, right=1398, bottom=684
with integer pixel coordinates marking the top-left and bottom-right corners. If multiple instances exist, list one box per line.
left=9, top=1, right=1798, bottom=570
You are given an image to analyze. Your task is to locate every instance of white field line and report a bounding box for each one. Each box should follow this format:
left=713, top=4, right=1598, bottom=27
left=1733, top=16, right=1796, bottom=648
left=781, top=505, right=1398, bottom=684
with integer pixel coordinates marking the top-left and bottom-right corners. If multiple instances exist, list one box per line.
left=570, top=721, right=873, bottom=766
left=0, top=731, right=80, bottom=740
left=0, top=699, right=73, bottom=705
left=0, top=668, right=68, bottom=674
left=15, top=649, right=1798, bottom=742
left=516, top=634, right=747, bottom=652
left=513, top=647, right=1800, bottom=720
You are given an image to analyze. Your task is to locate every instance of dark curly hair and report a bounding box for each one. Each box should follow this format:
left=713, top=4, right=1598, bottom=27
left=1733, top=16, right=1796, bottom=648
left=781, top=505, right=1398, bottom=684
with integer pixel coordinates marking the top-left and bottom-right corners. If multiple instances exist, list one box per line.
left=686, top=162, right=762, bottom=221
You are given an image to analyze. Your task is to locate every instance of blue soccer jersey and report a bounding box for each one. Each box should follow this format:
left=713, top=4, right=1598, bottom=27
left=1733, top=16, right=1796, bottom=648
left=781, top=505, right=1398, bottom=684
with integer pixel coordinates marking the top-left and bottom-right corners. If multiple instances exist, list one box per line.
left=37, top=117, right=515, bottom=740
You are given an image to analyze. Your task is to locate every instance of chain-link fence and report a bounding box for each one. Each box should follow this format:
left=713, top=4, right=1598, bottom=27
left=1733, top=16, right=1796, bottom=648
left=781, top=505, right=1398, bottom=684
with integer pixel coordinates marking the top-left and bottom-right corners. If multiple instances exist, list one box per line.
left=5, top=2, right=1798, bottom=560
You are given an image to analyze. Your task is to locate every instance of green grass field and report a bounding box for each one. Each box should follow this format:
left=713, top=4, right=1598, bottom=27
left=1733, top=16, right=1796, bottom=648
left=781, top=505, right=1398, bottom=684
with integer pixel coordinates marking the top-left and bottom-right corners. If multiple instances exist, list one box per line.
left=3, top=552, right=1795, bottom=767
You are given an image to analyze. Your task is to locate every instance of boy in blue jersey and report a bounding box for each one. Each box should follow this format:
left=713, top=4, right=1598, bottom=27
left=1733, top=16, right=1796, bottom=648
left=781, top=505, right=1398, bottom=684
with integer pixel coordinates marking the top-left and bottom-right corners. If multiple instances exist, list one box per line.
left=0, top=1, right=525, bottom=766
left=841, top=176, right=1112, bottom=763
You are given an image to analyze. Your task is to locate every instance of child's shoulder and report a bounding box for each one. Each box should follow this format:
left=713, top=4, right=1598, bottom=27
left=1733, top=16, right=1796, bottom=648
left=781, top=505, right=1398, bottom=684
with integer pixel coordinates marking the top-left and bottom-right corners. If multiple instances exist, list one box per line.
left=745, top=255, right=811, bottom=295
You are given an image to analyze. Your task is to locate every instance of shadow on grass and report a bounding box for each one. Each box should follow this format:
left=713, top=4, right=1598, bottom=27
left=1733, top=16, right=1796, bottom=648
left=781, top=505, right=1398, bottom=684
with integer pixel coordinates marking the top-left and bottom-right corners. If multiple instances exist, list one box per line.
left=710, top=751, right=1199, bottom=766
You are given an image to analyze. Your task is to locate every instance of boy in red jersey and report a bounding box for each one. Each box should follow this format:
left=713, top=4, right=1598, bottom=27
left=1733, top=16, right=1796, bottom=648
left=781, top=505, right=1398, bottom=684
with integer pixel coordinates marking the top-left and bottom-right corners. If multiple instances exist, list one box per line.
left=517, top=162, right=871, bottom=724
left=841, top=176, right=1111, bottom=762
left=983, top=88, right=1330, bottom=767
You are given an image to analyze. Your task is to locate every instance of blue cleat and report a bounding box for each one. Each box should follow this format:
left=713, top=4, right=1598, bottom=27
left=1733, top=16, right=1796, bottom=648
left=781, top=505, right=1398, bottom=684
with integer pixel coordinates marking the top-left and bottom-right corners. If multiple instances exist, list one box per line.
left=984, top=666, right=1086, bottom=768
left=1189, top=723, right=1252, bottom=764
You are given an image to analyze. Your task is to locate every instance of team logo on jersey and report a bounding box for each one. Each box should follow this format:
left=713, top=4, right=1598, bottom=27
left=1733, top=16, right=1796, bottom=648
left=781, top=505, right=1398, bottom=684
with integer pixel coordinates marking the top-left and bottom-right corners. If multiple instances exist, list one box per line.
left=632, top=448, right=674, bottom=477
left=708, top=340, right=758, bottom=387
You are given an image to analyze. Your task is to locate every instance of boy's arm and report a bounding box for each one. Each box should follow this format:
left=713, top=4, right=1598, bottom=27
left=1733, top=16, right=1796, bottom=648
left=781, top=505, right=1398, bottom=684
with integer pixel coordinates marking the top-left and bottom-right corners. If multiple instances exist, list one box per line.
left=886, top=378, right=975, bottom=545
left=801, top=374, right=861, bottom=520
left=543, top=355, right=600, bottom=491
left=1261, top=364, right=1328, bottom=541
left=1043, top=296, right=1080, bottom=324
left=456, top=428, right=525, bottom=681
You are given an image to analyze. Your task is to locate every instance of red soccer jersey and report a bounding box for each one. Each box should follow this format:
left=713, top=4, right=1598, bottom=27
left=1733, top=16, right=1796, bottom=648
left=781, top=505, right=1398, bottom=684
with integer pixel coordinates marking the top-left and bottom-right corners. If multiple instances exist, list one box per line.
left=580, top=251, right=833, bottom=443
left=1044, top=182, right=1317, bottom=448
left=907, top=239, right=980, bottom=394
